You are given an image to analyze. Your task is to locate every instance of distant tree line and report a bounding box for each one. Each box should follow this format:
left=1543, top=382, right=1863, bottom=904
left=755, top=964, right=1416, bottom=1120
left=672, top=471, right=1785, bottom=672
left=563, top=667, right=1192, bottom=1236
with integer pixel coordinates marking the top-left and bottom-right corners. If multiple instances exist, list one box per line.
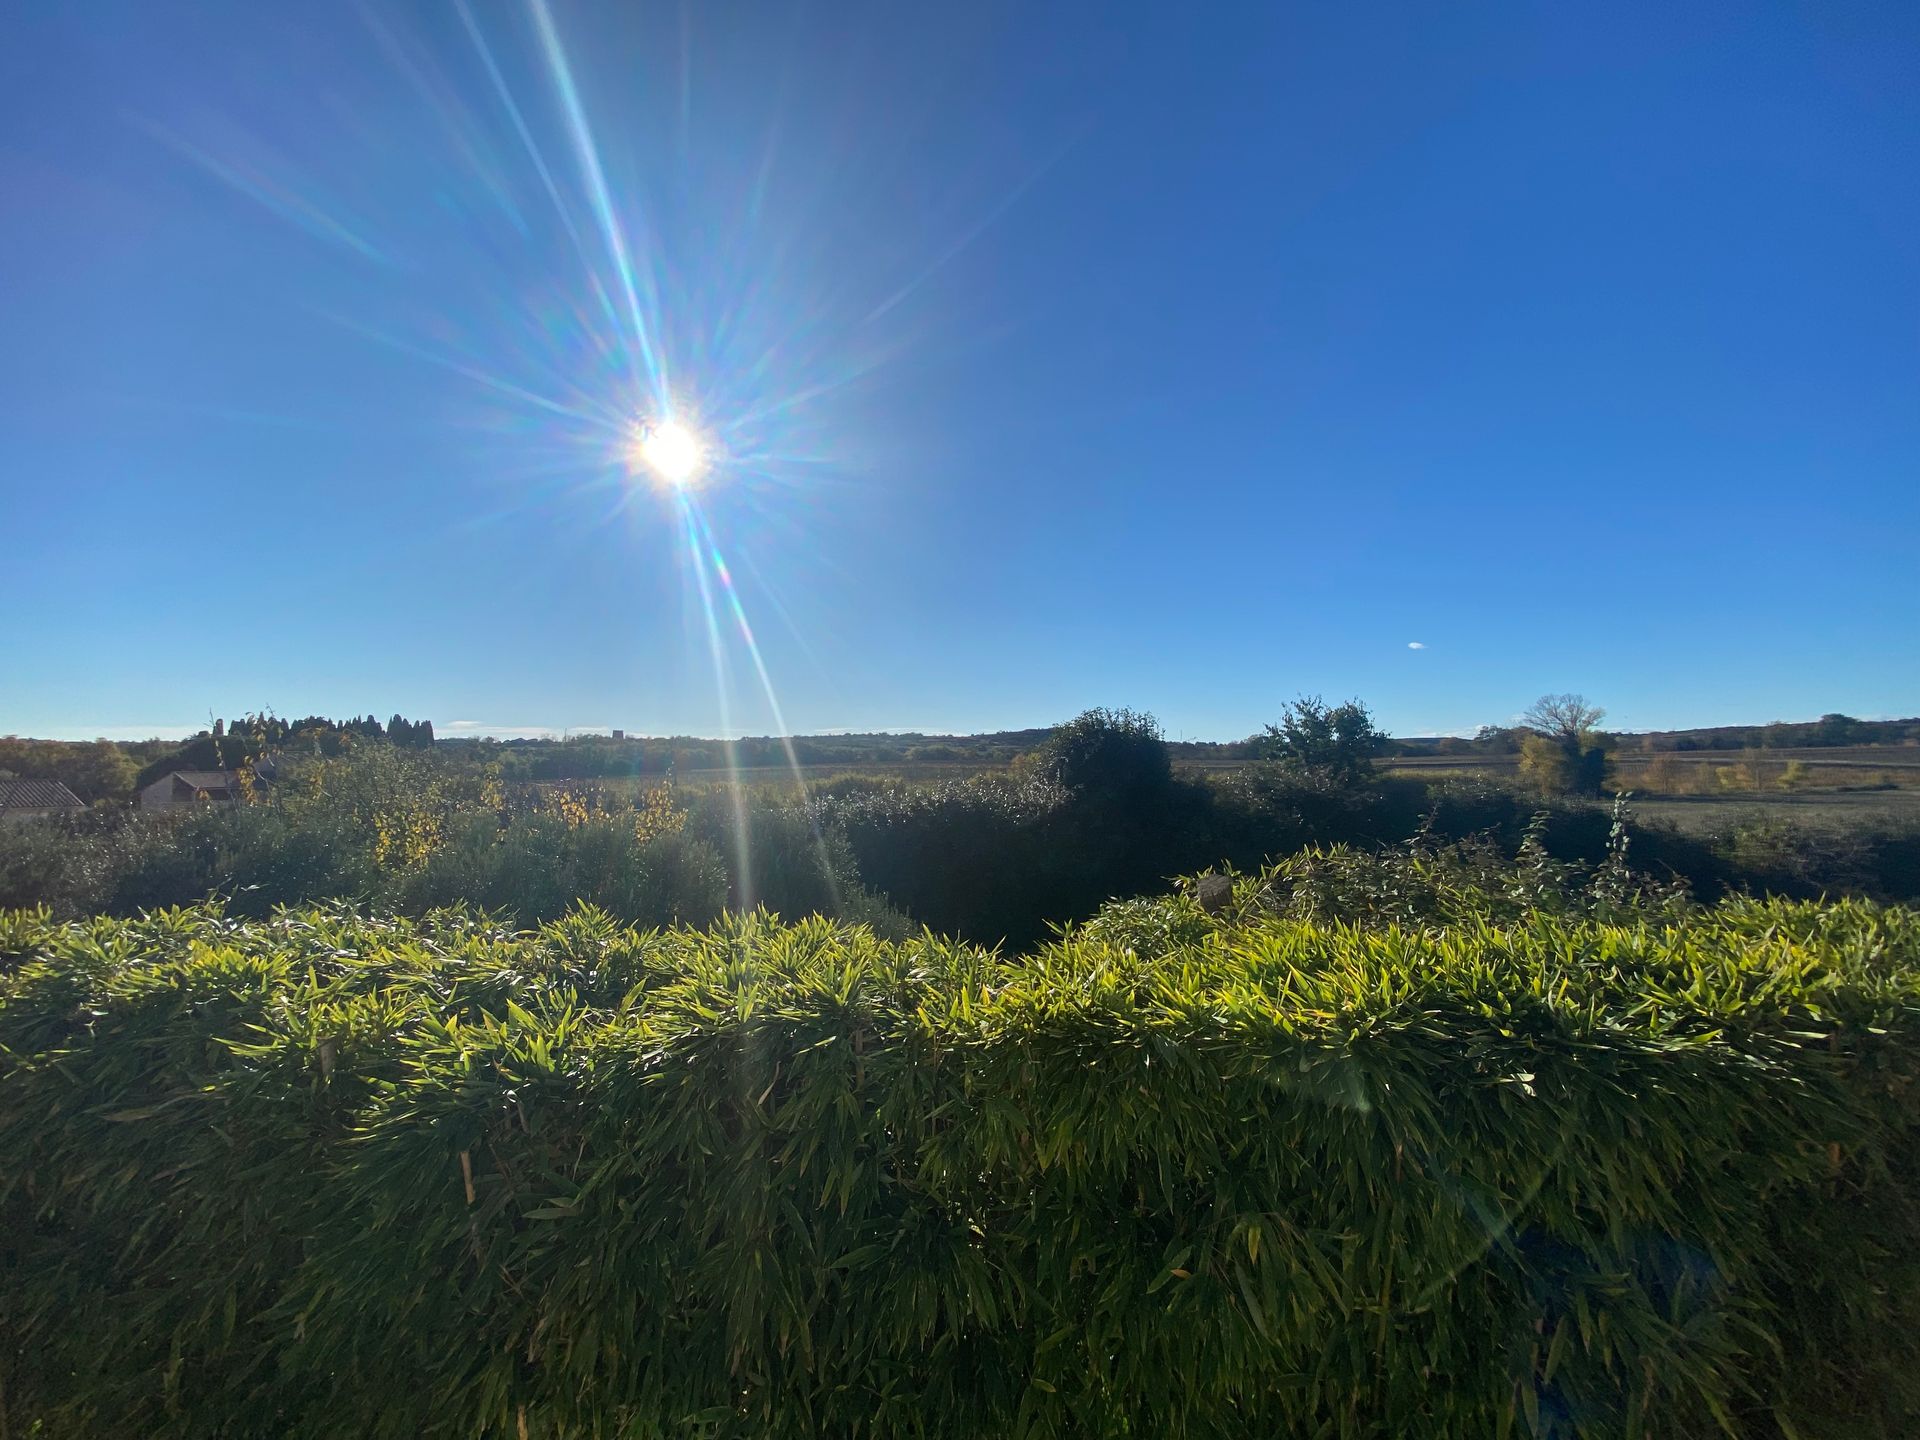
left=129, top=713, right=436, bottom=791
left=6, top=698, right=1919, bottom=945
left=5, top=697, right=1912, bottom=814
left=1387, top=712, right=1919, bottom=758
left=0, top=738, right=141, bottom=804
left=1648, top=713, right=1919, bottom=751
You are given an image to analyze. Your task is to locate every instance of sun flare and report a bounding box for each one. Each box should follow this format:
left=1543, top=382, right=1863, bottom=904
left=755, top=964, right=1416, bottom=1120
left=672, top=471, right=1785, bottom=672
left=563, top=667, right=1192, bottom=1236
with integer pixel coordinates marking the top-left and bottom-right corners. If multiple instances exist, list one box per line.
left=633, top=419, right=706, bottom=487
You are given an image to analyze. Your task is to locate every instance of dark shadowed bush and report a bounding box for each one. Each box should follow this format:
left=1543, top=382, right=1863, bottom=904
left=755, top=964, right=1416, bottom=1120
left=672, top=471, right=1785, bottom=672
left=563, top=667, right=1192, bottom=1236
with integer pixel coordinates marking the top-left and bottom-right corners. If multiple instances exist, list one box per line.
left=4, top=892, right=1918, bottom=1438
left=397, top=815, right=731, bottom=928
left=818, top=771, right=1200, bottom=947
left=1039, top=707, right=1173, bottom=802
left=683, top=787, right=910, bottom=938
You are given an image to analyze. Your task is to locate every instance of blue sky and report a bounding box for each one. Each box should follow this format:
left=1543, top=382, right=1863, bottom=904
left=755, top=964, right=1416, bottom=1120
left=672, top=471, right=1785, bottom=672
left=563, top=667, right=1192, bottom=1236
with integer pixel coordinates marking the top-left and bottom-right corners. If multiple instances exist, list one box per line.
left=3, top=1, right=1915, bottom=742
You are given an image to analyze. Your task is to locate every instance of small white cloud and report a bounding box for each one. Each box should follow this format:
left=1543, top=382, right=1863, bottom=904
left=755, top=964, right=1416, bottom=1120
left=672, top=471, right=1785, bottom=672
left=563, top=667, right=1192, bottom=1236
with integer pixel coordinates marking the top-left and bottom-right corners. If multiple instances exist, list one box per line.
left=1407, top=641, right=1426, bottom=650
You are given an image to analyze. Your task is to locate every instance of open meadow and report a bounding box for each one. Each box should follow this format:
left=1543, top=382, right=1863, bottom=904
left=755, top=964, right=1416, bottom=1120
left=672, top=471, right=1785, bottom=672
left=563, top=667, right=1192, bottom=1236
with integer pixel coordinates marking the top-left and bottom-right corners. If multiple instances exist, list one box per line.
left=1624, top=786, right=1920, bottom=831
left=646, top=744, right=1920, bottom=837
left=1377, top=744, right=1920, bottom=829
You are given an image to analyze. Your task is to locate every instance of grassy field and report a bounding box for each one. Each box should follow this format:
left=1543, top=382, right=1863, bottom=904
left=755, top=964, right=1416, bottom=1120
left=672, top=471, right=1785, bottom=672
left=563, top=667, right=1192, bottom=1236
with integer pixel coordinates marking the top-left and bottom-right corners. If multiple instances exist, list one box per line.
left=538, top=762, right=998, bottom=795
left=561, top=745, right=1920, bottom=801
left=1620, top=787, right=1920, bottom=831
left=512, top=742, right=1920, bottom=847
left=1383, top=744, right=1920, bottom=773
left=1371, top=745, right=1920, bottom=833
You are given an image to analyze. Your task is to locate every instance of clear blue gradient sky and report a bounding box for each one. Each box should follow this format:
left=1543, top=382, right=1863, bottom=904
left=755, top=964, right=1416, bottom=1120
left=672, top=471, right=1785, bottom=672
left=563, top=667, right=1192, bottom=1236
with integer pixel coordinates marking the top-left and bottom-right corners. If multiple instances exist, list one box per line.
left=3, top=1, right=1915, bottom=742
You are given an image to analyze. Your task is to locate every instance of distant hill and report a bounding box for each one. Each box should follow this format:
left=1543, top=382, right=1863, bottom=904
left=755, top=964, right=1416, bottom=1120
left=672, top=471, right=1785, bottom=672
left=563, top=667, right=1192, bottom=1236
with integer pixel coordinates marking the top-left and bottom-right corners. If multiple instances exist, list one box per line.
left=11, top=711, right=1914, bottom=794
left=1386, top=714, right=1920, bottom=758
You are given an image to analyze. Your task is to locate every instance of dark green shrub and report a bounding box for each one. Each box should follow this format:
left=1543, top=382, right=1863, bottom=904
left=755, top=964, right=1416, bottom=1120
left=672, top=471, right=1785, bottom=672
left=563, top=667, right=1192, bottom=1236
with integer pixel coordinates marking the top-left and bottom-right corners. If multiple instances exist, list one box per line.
left=1205, top=763, right=1394, bottom=863
left=1706, top=816, right=1920, bottom=902
left=1251, top=695, right=1385, bottom=787
left=0, top=815, right=85, bottom=912
left=819, top=771, right=1186, bottom=947
left=399, top=815, right=730, bottom=928
left=682, top=788, right=911, bottom=938
left=1233, top=814, right=1691, bottom=930
left=1039, top=707, right=1172, bottom=803
left=4, top=895, right=1918, bottom=1437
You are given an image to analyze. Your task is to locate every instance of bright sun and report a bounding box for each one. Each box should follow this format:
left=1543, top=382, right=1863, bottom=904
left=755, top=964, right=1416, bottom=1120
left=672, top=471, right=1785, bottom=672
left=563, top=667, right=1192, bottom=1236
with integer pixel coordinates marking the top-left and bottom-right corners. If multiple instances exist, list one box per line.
left=635, top=419, right=706, bottom=487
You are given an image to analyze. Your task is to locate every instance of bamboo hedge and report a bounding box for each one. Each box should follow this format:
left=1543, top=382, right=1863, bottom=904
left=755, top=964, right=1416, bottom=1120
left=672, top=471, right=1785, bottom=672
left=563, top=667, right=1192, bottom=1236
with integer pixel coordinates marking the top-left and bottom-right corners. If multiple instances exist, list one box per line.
left=2, top=891, right=1918, bottom=1438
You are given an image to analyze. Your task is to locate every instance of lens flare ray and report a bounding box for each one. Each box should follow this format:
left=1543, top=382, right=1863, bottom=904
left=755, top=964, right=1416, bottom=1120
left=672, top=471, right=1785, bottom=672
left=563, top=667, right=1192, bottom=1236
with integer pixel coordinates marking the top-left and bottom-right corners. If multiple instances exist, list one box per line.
left=139, top=119, right=391, bottom=265
left=678, top=498, right=755, bottom=907
left=679, top=491, right=843, bottom=914
left=319, top=310, right=630, bottom=434
left=528, top=0, right=668, bottom=413
left=454, top=0, right=631, bottom=351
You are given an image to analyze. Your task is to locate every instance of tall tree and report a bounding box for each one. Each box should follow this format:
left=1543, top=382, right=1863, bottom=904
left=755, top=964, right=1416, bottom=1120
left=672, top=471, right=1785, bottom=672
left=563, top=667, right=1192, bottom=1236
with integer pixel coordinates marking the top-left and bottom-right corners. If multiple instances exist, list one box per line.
left=1519, top=694, right=1609, bottom=796
left=1522, top=694, right=1606, bottom=742
left=1254, top=696, right=1384, bottom=788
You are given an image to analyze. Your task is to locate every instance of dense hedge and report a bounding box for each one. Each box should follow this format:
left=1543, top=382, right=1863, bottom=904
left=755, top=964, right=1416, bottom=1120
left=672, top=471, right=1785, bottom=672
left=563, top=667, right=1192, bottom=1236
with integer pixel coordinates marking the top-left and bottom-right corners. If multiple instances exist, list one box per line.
left=3, top=892, right=1919, bottom=1437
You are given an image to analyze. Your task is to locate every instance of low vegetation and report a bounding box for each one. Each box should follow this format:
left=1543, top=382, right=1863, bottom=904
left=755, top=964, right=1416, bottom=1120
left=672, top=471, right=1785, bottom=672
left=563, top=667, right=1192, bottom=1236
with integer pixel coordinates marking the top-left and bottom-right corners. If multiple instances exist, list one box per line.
left=3, top=879, right=1917, bottom=1437
left=3, top=706, right=1918, bottom=949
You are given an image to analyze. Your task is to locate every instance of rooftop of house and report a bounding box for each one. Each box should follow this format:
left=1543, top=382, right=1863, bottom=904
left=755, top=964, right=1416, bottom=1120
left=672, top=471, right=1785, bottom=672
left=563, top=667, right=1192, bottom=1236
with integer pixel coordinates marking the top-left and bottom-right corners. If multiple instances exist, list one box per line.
left=166, top=770, right=238, bottom=790
left=0, top=779, right=87, bottom=814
